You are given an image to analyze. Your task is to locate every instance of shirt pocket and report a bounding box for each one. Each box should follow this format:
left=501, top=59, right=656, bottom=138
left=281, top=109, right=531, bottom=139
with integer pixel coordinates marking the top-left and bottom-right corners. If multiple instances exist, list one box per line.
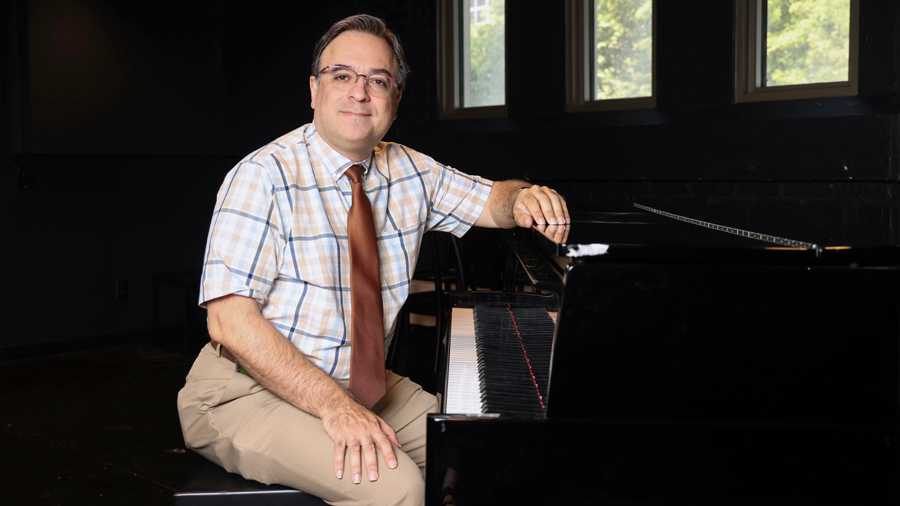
left=285, top=228, right=344, bottom=290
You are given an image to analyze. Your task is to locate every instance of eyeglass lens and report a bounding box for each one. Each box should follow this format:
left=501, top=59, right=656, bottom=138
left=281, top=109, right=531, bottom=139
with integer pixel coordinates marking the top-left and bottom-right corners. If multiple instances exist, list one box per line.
left=326, top=67, right=393, bottom=96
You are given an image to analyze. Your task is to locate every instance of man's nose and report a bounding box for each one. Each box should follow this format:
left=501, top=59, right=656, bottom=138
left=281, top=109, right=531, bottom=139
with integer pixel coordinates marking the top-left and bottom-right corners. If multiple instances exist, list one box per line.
left=348, top=78, right=370, bottom=100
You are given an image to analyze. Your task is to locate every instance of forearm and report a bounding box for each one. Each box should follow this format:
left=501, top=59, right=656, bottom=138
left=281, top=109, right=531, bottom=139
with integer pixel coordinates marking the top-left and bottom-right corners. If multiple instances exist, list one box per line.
left=207, top=294, right=352, bottom=418
left=476, top=180, right=530, bottom=229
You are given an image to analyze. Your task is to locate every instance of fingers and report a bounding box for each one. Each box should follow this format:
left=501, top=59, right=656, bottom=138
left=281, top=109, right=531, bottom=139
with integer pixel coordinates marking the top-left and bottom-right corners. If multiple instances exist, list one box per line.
left=532, top=222, right=570, bottom=245
left=515, top=185, right=570, bottom=227
left=555, top=224, right=570, bottom=243
left=333, top=440, right=346, bottom=480
left=361, top=436, right=378, bottom=482
left=336, top=431, right=396, bottom=484
left=374, top=429, right=399, bottom=471
left=380, top=418, right=401, bottom=448
left=348, top=438, right=362, bottom=484
left=325, top=408, right=401, bottom=484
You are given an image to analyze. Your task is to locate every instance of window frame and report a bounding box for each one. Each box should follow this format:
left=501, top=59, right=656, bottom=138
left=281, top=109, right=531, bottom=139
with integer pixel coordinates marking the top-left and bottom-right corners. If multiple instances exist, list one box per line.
left=566, top=0, right=658, bottom=113
left=437, top=0, right=508, bottom=119
left=735, top=0, right=860, bottom=103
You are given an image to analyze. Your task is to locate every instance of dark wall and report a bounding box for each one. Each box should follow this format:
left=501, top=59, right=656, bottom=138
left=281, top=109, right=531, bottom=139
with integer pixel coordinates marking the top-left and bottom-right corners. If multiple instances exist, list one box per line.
left=3, top=0, right=899, bottom=348
left=391, top=0, right=900, bottom=247
left=1, top=0, right=432, bottom=348
left=397, top=2, right=899, bottom=179
left=26, top=0, right=225, bottom=155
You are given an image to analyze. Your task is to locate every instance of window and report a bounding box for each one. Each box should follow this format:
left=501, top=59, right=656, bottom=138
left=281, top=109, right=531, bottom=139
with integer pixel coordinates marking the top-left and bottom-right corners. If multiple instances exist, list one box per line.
left=735, top=0, right=859, bottom=102
left=567, top=0, right=657, bottom=112
left=438, top=0, right=507, bottom=118
left=470, top=0, right=491, bottom=26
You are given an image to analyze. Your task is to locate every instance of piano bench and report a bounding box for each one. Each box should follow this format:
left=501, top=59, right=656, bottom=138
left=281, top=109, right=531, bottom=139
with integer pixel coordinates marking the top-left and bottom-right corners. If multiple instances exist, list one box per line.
left=172, top=457, right=327, bottom=506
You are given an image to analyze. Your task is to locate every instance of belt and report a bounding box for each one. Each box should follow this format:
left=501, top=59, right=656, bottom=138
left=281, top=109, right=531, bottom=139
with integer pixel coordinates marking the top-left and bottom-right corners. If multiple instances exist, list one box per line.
left=210, top=338, right=238, bottom=363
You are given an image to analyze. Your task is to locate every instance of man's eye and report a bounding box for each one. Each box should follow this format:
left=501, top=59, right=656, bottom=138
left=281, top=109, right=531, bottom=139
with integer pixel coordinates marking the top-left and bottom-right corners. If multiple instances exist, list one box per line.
left=333, top=72, right=354, bottom=82
left=369, top=76, right=389, bottom=88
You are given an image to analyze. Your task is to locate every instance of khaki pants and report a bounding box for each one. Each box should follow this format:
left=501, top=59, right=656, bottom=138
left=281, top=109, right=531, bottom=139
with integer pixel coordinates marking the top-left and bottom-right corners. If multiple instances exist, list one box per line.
left=177, top=343, right=437, bottom=506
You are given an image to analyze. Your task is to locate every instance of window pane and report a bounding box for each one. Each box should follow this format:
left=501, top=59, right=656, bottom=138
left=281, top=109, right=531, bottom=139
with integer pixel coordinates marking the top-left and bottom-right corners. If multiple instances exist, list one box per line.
left=765, top=0, right=850, bottom=86
left=464, top=0, right=505, bottom=107
left=594, top=0, right=653, bottom=100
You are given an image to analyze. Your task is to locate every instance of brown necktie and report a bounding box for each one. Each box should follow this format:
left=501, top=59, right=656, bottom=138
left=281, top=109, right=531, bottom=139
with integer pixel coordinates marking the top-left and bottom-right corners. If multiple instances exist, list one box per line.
left=345, top=164, right=386, bottom=408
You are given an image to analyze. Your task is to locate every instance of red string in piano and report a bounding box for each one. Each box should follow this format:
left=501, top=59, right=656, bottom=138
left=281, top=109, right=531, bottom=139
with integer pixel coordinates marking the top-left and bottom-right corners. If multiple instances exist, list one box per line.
left=505, top=299, right=546, bottom=410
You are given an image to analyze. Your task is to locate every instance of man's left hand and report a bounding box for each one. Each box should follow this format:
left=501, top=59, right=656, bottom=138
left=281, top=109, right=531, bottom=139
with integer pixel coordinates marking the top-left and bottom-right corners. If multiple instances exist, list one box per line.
left=512, top=185, right=570, bottom=229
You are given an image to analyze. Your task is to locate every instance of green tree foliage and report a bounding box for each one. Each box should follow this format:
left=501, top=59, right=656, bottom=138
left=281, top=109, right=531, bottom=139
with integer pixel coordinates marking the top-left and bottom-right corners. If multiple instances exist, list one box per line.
left=467, top=0, right=505, bottom=107
left=766, top=0, right=850, bottom=86
left=595, top=0, right=652, bottom=100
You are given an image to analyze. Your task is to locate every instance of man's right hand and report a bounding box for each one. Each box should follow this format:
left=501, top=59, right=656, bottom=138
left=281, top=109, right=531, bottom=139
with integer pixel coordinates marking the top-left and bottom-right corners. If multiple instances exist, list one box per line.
left=321, top=401, right=401, bottom=483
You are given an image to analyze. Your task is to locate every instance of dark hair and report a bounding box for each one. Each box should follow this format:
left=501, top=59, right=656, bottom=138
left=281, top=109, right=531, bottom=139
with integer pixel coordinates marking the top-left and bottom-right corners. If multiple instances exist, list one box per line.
left=311, top=14, right=409, bottom=93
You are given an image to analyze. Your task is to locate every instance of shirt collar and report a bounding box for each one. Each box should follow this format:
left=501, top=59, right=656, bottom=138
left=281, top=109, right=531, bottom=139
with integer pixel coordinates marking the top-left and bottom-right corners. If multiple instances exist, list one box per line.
left=306, top=122, right=373, bottom=181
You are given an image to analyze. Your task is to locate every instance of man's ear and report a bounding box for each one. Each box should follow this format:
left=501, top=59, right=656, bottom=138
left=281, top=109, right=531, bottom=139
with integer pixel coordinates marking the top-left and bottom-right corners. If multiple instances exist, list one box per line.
left=309, top=76, right=318, bottom=110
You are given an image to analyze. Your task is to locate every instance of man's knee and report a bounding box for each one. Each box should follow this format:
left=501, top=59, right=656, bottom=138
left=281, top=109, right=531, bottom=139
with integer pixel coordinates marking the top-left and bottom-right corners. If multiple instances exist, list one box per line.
left=177, top=388, right=209, bottom=451
left=356, top=450, right=426, bottom=506
left=383, top=472, right=425, bottom=506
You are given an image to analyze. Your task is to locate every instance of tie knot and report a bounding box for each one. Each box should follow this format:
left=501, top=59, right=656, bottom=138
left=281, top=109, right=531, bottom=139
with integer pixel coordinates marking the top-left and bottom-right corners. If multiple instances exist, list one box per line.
left=345, top=164, right=364, bottom=185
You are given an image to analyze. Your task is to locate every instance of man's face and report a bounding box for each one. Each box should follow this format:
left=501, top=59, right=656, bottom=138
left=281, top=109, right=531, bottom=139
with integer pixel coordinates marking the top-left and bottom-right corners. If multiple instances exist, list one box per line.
left=309, top=31, right=402, bottom=162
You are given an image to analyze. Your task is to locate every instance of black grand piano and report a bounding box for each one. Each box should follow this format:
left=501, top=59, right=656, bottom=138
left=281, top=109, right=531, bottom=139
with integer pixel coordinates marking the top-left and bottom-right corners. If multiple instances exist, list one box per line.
left=425, top=203, right=900, bottom=505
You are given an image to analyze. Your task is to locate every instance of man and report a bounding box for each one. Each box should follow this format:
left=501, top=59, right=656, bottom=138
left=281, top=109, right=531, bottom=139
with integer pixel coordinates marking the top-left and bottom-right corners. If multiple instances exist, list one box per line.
left=177, top=14, right=568, bottom=506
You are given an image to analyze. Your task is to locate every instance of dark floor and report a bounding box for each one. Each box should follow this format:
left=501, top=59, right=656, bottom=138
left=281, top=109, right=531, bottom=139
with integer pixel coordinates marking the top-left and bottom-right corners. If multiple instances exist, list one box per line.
left=0, top=326, right=438, bottom=506
left=1, top=334, right=198, bottom=505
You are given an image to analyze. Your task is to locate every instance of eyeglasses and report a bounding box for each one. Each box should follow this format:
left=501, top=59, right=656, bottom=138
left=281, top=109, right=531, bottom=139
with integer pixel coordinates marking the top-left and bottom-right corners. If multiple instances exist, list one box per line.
left=316, top=66, right=398, bottom=97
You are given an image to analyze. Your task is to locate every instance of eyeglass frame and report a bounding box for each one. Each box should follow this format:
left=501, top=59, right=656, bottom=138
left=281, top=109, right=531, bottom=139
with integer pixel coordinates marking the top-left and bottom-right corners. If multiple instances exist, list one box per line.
left=315, top=66, right=399, bottom=96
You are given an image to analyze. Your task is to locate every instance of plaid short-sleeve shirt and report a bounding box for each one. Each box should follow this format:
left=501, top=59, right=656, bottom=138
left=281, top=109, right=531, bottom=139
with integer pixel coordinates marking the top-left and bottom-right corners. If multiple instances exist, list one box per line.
left=199, top=123, right=493, bottom=380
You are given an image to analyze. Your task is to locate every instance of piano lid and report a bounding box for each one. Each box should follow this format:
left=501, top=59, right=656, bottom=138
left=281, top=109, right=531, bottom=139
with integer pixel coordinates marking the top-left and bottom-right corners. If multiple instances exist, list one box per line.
left=526, top=202, right=900, bottom=266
